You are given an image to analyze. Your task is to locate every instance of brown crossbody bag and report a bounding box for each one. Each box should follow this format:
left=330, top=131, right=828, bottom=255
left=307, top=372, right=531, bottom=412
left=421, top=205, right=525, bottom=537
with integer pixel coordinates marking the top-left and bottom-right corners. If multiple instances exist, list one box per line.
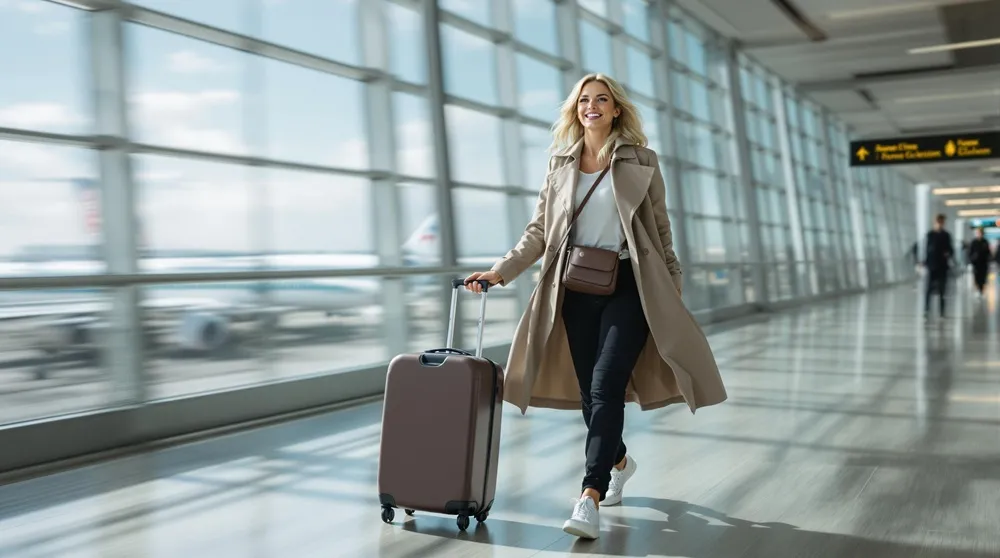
left=561, top=165, right=626, bottom=296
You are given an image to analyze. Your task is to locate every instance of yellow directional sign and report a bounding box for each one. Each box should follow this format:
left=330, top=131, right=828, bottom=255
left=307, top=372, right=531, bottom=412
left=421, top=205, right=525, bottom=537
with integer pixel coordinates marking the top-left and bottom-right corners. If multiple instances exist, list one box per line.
left=850, top=131, right=999, bottom=167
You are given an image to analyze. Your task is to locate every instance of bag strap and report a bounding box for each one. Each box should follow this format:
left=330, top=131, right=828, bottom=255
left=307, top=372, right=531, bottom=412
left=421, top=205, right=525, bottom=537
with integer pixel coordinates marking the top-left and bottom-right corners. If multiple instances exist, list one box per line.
left=569, top=165, right=610, bottom=229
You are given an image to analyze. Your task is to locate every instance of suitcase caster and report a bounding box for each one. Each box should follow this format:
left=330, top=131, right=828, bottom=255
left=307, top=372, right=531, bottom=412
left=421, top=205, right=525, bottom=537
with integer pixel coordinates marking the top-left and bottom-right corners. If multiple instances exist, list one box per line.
left=381, top=506, right=395, bottom=524
left=404, top=509, right=415, bottom=516
left=475, top=511, right=488, bottom=523
left=457, top=514, right=470, bottom=531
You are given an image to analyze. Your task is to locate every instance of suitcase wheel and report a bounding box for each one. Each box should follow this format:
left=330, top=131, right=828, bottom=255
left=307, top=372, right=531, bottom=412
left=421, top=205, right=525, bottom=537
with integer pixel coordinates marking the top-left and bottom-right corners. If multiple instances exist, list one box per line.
left=475, top=511, right=489, bottom=523
left=457, top=514, right=470, bottom=531
left=381, top=506, right=395, bottom=524
left=405, top=509, right=415, bottom=516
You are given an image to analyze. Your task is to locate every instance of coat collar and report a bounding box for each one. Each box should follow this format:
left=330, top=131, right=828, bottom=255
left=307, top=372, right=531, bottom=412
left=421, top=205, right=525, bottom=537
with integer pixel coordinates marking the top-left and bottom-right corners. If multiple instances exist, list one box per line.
left=552, top=136, right=639, bottom=162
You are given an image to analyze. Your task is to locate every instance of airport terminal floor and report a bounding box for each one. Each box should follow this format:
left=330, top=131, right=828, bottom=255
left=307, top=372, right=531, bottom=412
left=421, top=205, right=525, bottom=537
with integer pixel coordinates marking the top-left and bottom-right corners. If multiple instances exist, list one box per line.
left=2, top=280, right=999, bottom=558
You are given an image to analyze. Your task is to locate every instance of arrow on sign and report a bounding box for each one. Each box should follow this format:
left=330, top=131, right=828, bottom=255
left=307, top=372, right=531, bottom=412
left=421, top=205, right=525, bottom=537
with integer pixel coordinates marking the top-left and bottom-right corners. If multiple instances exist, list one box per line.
left=856, top=146, right=870, bottom=161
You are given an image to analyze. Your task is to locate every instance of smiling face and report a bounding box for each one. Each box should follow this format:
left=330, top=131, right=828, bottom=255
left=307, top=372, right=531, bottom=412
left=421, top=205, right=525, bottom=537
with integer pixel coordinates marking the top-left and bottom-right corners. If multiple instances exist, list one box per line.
left=576, top=79, right=620, bottom=133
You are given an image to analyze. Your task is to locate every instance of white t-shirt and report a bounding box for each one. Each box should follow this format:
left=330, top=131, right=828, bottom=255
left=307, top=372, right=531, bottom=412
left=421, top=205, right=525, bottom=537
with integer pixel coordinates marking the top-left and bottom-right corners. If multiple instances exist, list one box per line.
left=570, top=169, right=626, bottom=255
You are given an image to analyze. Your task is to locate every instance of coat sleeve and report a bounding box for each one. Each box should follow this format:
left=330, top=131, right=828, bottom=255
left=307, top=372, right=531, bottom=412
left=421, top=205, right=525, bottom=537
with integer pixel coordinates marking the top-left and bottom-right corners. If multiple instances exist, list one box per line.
left=490, top=163, right=551, bottom=286
left=645, top=149, right=683, bottom=294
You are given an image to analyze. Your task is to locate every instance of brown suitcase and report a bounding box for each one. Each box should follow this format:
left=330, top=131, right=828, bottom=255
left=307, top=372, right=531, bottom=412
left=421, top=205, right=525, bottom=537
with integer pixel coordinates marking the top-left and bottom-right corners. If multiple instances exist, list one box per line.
left=377, top=278, right=504, bottom=531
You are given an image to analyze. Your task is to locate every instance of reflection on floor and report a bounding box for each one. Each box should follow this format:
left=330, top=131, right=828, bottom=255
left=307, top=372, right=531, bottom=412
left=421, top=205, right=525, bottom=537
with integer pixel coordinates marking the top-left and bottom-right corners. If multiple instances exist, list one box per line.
left=2, top=282, right=999, bottom=557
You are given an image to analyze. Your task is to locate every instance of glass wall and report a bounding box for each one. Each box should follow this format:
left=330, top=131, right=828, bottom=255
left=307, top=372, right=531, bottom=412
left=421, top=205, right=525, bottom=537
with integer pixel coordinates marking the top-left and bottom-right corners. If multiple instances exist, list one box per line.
left=0, top=0, right=919, bottom=469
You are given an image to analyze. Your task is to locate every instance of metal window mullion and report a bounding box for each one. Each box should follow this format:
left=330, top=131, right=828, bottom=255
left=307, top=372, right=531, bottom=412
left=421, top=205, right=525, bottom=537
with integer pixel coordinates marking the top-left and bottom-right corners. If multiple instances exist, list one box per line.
left=722, top=41, right=767, bottom=307
left=609, top=0, right=628, bottom=83
left=651, top=0, right=692, bottom=269
left=772, top=79, right=807, bottom=299
left=423, top=0, right=463, bottom=350
left=361, top=0, right=408, bottom=357
left=90, top=4, right=144, bottom=405
left=818, top=109, right=848, bottom=293
left=556, top=0, right=583, bottom=91
left=493, top=0, right=534, bottom=315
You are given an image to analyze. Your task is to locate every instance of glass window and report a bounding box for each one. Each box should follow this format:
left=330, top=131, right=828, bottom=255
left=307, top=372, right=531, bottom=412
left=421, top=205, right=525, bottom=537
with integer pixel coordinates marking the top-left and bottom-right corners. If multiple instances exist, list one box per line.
left=393, top=92, right=435, bottom=179
left=264, top=168, right=374, bottom=261
left=453, top=188, right=510, bottom=262
left=398, top=183, right=440, bottom=267
left=386, top=1, right=426, bottom=85
left=262, top=58, right=369, bottom=169
left=259, top=0, right=358, bottom=65
left=684, top=30, right=707, bottom=75
left=143, top=274, right=388, bottom=400
left=0, top=141, right=102, bottom=273
left=689, top=79, right=710, bottom=121
left=133, top=154, right=254, bottom=268
left=516, top=54, right=563, bottom=123
left=445, top=105, right=504, bottom=186
left=513, top=0, right=558, bottom=55
left=626, top=46, right=655, bottom=98
left=132, top=0, right=243, bottom=33
left=578, top=0, right=607, bottom=17
left=0, top=288, right=111, bottom=426
left=622, top=0, right=650, bottom=42
left=127, top=24, right=245, bottom=155
left=579, top=20, right=612, bottom=75
left=634, top=101, right=662, bottom=155
left=440, top=25, right=498, bottom=105
left=440, top=0, right=492, bottom=27
left=521, top=125, right=552, bottom=190
left=0, top=2, right=91, bottom=135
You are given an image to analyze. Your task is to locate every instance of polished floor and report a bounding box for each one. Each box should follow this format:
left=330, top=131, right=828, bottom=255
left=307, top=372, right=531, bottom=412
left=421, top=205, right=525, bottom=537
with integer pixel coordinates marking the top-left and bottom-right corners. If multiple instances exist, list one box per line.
left=2, top=281, right=999, bottom=557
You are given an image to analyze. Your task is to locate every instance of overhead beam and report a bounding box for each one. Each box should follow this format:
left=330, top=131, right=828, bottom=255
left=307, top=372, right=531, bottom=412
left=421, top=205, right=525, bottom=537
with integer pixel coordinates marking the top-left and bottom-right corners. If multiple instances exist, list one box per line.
left=798, top=62, right=1000, bottom=92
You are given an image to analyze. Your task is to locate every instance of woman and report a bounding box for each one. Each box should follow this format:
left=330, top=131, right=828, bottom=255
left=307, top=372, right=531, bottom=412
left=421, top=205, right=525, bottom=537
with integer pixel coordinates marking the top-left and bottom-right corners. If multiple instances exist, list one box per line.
left=464, top=74, right=727, bottom=539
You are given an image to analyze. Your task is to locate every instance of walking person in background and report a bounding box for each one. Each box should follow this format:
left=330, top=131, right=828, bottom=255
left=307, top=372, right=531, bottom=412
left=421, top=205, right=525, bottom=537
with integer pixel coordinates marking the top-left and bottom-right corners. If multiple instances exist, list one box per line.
left=923, top=213, right=954, bottom=319
left=968, top=227, right=991, bottom=298
left=463, top=73, right=727, bottom=540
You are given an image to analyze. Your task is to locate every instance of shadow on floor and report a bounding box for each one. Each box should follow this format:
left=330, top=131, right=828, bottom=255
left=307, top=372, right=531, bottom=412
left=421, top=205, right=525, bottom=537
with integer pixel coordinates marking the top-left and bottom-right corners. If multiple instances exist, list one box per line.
left=393, top=497, right=994, bottom=557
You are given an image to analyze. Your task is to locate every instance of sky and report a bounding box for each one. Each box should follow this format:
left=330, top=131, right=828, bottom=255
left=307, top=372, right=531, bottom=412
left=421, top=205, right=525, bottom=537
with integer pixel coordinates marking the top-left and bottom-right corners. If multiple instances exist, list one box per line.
left=0, top=0, right=726, bottom=262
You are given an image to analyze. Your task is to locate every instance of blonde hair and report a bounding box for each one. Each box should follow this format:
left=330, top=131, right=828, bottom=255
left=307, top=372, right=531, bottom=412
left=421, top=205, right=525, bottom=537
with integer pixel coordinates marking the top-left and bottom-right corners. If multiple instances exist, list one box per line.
left=550, top=73, right=648, bottom=165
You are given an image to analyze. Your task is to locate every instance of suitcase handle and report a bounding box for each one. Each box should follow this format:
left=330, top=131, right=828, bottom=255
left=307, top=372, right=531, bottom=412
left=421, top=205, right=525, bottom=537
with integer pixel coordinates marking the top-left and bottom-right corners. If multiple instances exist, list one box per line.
left=451, top=278, right=490, bottom=291
left=446, top=278, right=489, bottom=357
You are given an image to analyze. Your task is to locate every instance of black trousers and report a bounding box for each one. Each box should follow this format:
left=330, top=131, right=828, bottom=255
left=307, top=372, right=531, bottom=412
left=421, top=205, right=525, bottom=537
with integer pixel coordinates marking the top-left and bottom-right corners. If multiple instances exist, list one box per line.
left=561, top=260, right=649, bottom=501
left=973, top=264, right=988, bottom=292
left=925, top=268, right=948, bottom=315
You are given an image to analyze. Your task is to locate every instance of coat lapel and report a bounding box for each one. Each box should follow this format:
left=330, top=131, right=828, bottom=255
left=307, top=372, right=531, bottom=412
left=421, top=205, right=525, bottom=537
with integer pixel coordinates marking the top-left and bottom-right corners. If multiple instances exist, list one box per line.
left=550, top=138, right=584, bottom=222
left=611, top=140, right=655, bottom=222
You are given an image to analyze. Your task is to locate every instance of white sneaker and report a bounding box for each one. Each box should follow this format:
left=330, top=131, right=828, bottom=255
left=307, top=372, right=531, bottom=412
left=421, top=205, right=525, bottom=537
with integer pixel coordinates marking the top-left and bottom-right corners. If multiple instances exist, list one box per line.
left=562, top=496, right=600, bottom=539
left=602, top=454, right=637, bottom=507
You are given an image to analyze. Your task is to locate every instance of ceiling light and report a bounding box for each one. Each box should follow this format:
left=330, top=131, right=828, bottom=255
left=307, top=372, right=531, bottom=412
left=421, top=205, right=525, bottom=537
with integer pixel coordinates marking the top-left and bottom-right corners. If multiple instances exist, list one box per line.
left=893, top=90, right=1000, bottom=104
left=933, top=185, right=1000, bottom=195
left=985, top=166, right=1000, bottom=173
left=909, top=37, right=1000, bottom=55
left=828, top=2, right=935, bottom=20
left=958, top=208, right=1000, bottom=217
left=945, top=197, right=1000, bottom=206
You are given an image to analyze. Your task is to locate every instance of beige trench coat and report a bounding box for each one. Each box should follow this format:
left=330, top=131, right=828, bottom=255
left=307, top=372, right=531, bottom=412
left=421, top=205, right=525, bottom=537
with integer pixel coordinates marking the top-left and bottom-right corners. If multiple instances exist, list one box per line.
left=491, top=137, right=727, bottom=415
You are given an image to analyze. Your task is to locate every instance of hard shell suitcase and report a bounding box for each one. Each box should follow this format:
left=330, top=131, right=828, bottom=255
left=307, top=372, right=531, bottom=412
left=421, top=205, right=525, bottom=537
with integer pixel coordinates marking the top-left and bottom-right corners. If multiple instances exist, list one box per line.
left=377, top=278, right=505, bottom=531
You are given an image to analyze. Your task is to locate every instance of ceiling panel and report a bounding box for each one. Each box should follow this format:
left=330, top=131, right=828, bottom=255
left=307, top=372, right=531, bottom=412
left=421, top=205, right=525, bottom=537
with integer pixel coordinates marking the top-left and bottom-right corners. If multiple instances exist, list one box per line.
left=675, top=0, right=804, bottom=41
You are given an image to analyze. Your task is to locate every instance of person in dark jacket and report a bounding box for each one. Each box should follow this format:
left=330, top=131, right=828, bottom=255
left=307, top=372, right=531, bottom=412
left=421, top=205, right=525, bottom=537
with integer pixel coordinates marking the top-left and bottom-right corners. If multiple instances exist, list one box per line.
left=923, top=214, right=954, bottom=318
left=968, top=227, right=991, bottom=297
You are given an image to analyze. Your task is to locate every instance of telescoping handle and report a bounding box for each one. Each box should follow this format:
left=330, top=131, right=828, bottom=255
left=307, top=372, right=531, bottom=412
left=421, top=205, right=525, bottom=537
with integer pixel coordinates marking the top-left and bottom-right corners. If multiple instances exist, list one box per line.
left=447, top=278, right=490, bottom=358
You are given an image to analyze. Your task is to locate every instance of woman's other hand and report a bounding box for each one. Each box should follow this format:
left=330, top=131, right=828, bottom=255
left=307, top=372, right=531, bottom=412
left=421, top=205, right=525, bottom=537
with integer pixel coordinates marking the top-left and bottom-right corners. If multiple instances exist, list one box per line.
left=464, top=271, right=502, bottom=293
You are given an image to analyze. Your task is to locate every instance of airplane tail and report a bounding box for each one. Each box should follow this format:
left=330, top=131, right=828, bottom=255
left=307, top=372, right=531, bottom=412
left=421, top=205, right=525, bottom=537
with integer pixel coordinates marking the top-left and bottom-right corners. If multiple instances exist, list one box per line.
left=401, top=214, right=441, bottom=266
